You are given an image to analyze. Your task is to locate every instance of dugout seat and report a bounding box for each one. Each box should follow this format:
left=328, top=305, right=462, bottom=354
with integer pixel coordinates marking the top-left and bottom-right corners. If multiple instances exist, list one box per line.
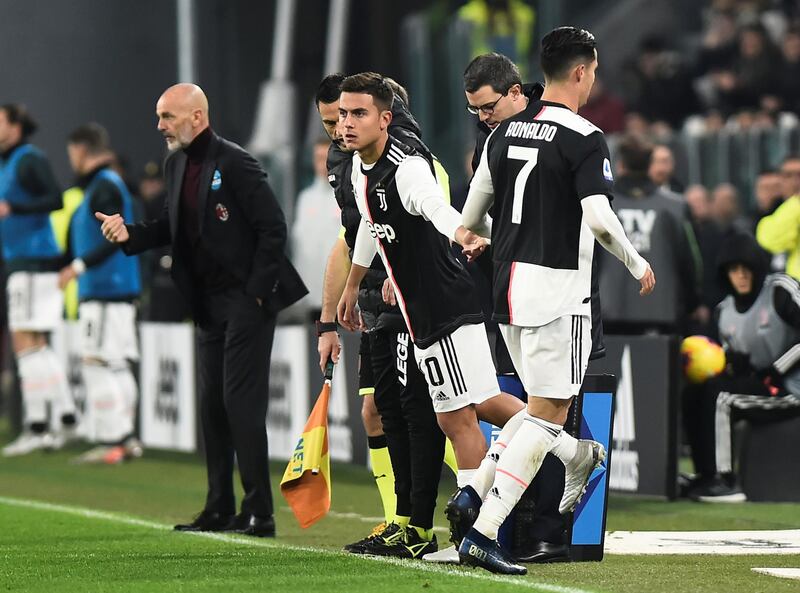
left=739, top=415, right=800, bottom=502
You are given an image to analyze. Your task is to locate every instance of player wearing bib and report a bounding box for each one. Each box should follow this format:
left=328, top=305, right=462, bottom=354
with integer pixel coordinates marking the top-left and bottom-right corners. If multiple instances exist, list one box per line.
left=459, top=28, right=656, bottom=575
left=0, top=104, right=76, bottom=456
left=336, top=73, right=526, bottom=515
left=60, top=124, right=142, bottom=464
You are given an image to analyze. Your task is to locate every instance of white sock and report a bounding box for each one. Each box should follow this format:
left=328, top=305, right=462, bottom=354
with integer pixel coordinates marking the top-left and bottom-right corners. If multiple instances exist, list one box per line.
left=470, top=408, right=527, bottom=498
left=549, top=430, right=579, bottom=466
left=472, top=415, right=561, bottom=540
left=82, top=363, right=132, bottom=443
left=17, top=347, right=49, bottom=426
left=41, top=346, right=76, bottom=421
left=457, top=468, right=477, bottom=488
left=111, top=362, right=138, bottom=432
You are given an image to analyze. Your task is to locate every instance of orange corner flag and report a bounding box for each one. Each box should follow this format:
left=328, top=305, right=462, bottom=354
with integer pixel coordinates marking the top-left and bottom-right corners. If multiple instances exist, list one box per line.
left=280, top=371, right=332, bottom=528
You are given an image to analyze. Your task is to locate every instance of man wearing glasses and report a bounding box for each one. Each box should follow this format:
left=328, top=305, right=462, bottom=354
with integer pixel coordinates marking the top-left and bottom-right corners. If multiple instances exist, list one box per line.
left=445, top=53, right=596, bottom=565
left=757, top=155, right=800, bottom=281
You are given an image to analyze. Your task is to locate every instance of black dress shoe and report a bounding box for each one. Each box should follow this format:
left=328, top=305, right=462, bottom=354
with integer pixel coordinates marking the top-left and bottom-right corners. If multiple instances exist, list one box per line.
left=515, top=540, right=570, bottom=563
left=174, top=510, right=234, bottom=532
left=230, top=513, right=276, bottom=537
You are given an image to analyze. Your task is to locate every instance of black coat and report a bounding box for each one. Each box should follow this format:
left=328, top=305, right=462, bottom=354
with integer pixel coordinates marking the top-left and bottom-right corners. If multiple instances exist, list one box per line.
left=123, top=131, right=306, bottom=314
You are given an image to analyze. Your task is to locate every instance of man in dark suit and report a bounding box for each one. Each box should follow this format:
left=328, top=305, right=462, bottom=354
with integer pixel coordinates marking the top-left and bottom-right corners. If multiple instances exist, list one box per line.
left=98, top=83, right=307, bottom=537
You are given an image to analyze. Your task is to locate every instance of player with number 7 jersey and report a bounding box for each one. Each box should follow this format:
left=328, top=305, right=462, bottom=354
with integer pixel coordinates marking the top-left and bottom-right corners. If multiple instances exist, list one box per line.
left=472, top=100, right=618, bottom=327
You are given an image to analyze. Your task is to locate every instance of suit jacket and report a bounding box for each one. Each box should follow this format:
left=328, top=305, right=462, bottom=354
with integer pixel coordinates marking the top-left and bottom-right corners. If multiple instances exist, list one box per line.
left=123, top=131, right=307, bottom=314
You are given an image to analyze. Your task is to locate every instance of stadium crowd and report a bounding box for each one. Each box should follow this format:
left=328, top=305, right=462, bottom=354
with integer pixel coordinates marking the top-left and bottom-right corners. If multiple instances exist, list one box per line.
left=2, top=1, right=800, bottom=577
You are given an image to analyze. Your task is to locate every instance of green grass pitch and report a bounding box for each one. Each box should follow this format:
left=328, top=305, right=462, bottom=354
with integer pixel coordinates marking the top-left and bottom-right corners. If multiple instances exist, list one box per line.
left=1, top=423, right=799, bottom=593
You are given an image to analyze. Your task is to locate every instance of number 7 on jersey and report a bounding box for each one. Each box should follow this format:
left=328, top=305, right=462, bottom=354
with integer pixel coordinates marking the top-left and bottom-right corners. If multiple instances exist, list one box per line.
left=508, top=146, right=539, bottom=224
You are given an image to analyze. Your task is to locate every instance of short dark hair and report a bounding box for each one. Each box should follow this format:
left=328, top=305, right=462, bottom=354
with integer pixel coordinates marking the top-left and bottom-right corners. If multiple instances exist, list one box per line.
left=316, top=73, right=345, bottom=106
left=540, top=27, right=597, bottom=81
left=782, top=153, right=800, bottom=165
left=384, top=77, right=410, bottom=107
left=0, top=103, right=38, bottom=138
left=67, top=123, right=111, bottom=155
left=340, top=72, right=394, bottom=112
left=616, top=135, right=653, bottom=175
left=463, top=53, right=522, bottom=94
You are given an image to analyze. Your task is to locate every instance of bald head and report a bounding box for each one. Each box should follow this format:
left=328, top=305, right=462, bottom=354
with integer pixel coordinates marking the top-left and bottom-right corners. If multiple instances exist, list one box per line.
left=156, top=83, right=210, bottom=151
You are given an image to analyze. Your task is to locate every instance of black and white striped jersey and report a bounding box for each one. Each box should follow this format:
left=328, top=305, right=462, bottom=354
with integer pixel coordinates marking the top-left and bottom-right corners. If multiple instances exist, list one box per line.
left=471, top=99, right=615, bottom=327
left=350, top=137, right=483, bottom=349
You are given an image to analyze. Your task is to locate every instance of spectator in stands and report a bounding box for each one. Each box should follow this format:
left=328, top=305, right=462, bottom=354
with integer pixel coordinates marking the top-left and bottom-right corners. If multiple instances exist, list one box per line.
left=711, top=182, right=751, bottom=235
left=779, top=27, right=800, bottom=113
left=290, top=138, right=341, bottom=319
left=711, top=23, right=781, bottom=115
left=696, top=7, right=738, bottom=75
left=578, top=76, right=626, bottom=134
left=685, top=232, right=800, bottom=502
left=456, top=0, right=535, bottom=78
left=753, top=169, right=784, bottom=225
left=622, top=36, right=698, bottom=129
left=753, top=169, right=787, bottom=272
left=686, top=184, right=727, bottom=327
left=648, top=144, right=684, bottom=193
left=756, top=155, right=800, bottom=280
left=136, top=161, right=189, bottom=322
left=598, top=136, right=701, bottom=334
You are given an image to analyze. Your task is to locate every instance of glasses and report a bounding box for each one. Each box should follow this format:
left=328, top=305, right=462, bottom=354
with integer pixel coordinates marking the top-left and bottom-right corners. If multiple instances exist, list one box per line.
left=466, top=89, right=510, bottom=115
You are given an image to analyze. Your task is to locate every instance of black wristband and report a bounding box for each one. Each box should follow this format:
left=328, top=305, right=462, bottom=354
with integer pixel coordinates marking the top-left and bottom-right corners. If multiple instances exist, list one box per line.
left=316, top=320, right=338, bottom=337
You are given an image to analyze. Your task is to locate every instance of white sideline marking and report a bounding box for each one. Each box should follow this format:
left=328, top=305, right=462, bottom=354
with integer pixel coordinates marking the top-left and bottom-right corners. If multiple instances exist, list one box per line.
left=0, top=496, right=594, bottom=593
left=606, top=530, right=800, bottom=555
left=751, top=568, right=800, bottom=580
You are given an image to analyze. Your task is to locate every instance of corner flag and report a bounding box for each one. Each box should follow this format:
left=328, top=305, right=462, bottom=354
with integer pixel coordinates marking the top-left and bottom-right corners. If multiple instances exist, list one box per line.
left=279, top=361, right=333, bottom=528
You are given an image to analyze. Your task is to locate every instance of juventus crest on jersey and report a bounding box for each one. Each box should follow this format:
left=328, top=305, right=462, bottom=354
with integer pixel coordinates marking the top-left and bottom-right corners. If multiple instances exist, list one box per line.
left=350, top=138, right=483, bottom=349
left=472, top=99, right=615, bottom=327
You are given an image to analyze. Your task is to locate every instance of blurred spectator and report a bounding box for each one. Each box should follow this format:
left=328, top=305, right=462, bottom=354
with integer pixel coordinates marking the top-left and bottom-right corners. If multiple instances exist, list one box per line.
left=136, top=160, right=189, bottom=322
left=622, top=36, right=698, bottom=129
left=623, top=112, right=650, bottom=138
left=456, top=0, right=535, bottom=78
left=779, top=26, right=800, bottom=113
left=696, top=7, right=738, bottom=74
left=756, top=155, right=800, bottom=280
left=138, top=160, right=166, bottom=220
left=711, top=182, right=751, bottom=234
left=290, top=138, right=341, bottom=317
left=752, top=168, right=786, bottom=272
left=579, top=76, right=626, bottom=134
left=753, top=168, right=784, bottom=224
left=686, top=184, right=728, bottom=317
left=710, top=23, right=781, bottom=115
left=648, top=144, right=685, bottom=193
left=599, top=136, right=701, bottom=334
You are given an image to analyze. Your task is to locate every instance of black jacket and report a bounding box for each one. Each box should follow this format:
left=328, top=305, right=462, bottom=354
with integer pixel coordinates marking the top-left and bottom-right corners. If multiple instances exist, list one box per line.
left=123, top=131, right=306, bottom=315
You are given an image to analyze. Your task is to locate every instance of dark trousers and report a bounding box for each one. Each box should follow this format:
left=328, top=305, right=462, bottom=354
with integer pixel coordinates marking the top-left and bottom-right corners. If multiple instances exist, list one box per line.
left=196, top=286, right=277, bottom=517
left=369, top=328, right=445, bottom=529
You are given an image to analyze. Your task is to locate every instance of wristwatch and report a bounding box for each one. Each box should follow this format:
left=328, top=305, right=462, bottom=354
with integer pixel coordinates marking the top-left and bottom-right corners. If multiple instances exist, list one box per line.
left=315, top=320, right=338, bottom=337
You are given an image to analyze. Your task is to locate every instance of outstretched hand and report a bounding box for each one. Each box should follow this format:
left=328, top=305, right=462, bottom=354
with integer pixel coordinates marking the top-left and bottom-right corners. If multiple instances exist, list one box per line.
left=455, top=226, right=489, bottom=262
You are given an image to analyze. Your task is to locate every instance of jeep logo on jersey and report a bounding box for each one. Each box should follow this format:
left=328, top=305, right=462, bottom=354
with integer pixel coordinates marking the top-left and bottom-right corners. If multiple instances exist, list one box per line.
left=366, top=220, right=397, bottom=243
left=377, top=187, right=388, bottom=211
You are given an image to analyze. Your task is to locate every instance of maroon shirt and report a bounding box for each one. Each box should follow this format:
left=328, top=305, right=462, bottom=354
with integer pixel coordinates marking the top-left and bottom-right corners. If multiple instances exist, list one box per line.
left=178, top=127, right=237, bottom=293
left=180, top=126, right=212, bottom=246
